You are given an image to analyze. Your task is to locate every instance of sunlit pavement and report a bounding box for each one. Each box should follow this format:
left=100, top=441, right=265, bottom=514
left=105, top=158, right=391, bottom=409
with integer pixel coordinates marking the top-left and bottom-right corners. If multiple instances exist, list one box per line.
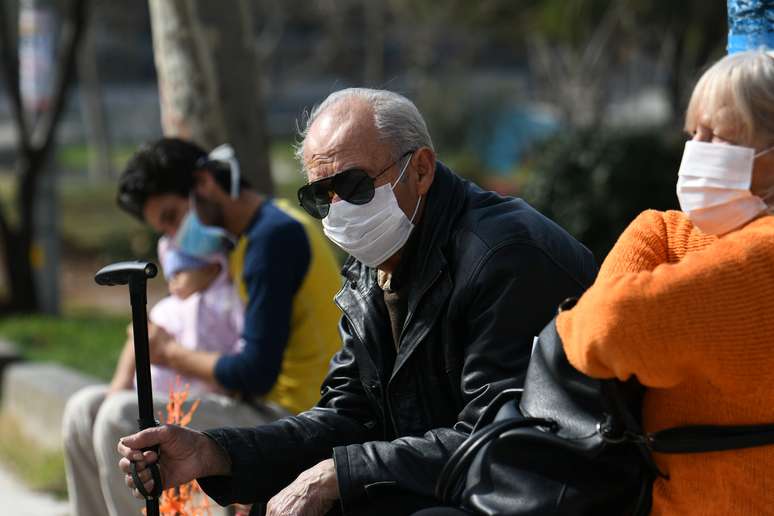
left=0, top=463, right=69, bottom=516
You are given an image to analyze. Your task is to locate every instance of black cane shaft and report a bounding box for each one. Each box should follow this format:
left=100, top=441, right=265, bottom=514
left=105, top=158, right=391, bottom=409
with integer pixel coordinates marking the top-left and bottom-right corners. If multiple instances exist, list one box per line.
left=129, top=281, right=156, bottom=425
left=94, top=262, right=159, bottom=515
left=129, top=280, right=160, bottom=516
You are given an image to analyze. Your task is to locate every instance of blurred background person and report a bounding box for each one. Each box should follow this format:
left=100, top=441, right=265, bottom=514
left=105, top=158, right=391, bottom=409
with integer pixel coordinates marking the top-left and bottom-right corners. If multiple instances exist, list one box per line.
left=116, top=138, right=342, bottom=417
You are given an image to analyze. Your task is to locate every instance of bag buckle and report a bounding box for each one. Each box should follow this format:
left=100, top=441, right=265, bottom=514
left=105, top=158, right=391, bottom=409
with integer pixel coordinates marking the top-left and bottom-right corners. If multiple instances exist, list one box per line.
left=597, top=419, right=653, bottom=447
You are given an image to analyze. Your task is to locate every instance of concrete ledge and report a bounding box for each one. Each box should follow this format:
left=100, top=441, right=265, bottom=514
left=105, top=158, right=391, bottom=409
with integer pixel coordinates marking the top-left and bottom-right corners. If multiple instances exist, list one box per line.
left=2, top=362, right=99, bottom=450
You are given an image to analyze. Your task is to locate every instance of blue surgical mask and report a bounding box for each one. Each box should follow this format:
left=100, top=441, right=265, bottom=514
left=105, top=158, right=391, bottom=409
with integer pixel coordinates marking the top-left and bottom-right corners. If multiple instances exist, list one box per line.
left=174, top=208, right=229, bottom=258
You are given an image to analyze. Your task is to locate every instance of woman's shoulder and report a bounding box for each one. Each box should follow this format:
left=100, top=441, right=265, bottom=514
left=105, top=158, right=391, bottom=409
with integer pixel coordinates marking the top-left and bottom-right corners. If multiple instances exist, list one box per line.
left=616, top=210, right=715, bottom=263
left=619, top=209, right=691, bottom=237
left=614, top=209, right=687, bottom=245
left=631, top=209, right=692, bottom=231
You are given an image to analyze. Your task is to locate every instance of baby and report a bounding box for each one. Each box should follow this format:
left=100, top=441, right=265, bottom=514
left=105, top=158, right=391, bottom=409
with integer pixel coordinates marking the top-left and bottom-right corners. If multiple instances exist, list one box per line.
left=111, top=236, right=244, bottom=397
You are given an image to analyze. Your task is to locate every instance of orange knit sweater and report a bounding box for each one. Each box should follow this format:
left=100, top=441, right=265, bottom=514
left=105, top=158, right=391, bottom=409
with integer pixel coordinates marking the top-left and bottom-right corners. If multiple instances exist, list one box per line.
left=557, top=209, right=774, bottom=516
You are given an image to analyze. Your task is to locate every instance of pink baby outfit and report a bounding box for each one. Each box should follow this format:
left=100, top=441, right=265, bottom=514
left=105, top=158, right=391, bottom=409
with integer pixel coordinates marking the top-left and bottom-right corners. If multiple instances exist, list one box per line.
left=143, top=237, right=244, bottom=397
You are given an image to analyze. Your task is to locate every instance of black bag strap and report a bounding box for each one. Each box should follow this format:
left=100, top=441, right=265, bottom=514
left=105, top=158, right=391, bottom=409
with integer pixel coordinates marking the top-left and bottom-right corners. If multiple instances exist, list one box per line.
left=648, top=423, right=774, bottom=454
left=603, top=380, right=774, bottom=457
left=435, top=417, right=557, bottom=505
left=604, top=379, right=774, bottom=452
left=601, top=380, right=665, bottom=477
left=471, top=388, right=523, bottom=433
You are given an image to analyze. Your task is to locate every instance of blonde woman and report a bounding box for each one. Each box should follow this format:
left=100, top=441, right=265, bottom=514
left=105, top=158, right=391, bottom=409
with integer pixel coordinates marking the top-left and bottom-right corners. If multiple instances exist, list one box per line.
left=558, top=50, right=774, bottom=515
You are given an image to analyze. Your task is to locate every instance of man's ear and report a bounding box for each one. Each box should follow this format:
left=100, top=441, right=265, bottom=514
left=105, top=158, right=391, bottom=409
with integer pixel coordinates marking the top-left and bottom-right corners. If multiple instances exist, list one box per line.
left=413, top=147, right=436, bottom=197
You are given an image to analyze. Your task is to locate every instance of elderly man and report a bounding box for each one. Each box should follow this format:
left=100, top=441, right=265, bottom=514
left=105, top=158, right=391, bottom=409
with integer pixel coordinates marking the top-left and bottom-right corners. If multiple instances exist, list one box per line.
left=118, top=89, right=598, bottom=515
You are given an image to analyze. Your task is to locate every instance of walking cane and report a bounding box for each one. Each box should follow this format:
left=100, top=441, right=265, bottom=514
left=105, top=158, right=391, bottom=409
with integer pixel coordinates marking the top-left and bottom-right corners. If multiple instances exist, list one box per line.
left=95, top=261, right=163, bottom=516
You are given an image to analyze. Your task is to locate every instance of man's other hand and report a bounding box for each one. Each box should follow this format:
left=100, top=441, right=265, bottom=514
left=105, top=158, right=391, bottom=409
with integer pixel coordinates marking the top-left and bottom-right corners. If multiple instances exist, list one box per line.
left=117, top=425, right=230, bottom=499
left=267, top=459, right=339, bottom=516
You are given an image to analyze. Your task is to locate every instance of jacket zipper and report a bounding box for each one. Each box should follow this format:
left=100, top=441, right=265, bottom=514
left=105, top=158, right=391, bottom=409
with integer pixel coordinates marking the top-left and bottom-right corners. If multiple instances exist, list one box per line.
left=335, top=296, right=391, bottom=435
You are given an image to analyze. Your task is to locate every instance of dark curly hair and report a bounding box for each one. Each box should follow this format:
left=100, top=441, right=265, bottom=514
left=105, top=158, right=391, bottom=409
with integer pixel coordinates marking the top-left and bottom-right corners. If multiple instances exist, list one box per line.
left=117, top=138, right=206, bottom=220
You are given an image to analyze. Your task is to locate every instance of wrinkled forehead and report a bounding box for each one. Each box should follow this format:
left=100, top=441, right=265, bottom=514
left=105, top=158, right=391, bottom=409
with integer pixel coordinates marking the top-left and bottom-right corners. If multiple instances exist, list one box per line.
left=303, top=101, right=387, bottom=182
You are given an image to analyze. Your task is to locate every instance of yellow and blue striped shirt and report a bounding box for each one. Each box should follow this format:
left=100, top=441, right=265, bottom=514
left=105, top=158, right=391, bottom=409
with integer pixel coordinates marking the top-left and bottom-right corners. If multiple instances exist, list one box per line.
left=217, top=198, right=342, bottom=415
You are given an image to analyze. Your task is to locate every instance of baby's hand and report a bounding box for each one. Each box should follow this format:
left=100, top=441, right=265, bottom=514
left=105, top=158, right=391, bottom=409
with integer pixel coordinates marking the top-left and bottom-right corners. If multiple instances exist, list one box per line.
left=148, top=324, right=176, bottom=366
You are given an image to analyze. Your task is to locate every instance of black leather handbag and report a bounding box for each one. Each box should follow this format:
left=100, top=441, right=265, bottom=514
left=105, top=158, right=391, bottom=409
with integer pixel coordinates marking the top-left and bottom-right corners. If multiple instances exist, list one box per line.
left=436, top=315, right=774, bottom=516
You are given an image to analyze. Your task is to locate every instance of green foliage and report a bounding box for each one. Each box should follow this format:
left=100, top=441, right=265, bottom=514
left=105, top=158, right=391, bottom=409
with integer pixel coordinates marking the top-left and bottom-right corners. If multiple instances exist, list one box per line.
left=522, top=128, right=683, bottom=260
left=524, top=0, right=612, bottom=44
left=459, top=0, right=725, bottom=51
left=57, top=143, right=139, bottom=175
left=0, top=313, right=127, bottom=381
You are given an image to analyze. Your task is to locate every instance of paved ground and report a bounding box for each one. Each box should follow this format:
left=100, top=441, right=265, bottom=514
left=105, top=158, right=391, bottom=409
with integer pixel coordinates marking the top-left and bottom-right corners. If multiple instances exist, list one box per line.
left=0, top=464, right=69, bottom=516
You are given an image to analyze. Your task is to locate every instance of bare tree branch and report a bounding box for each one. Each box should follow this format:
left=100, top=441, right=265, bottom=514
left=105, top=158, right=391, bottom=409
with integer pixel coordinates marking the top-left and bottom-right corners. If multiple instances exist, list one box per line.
left=31, top=0, right=89, bottom=151
left=525, top=2, right=626, bottom=128
left=0, top=0, right=31, bottom=153
left=21, top=0, right=89, bottom=230
left=0, top=0, right=90, bottom=313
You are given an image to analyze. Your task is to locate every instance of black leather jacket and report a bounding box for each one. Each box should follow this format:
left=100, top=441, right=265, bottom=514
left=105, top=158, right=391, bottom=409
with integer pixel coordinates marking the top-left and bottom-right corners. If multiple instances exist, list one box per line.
left=198, top=163, right=598, bottom=511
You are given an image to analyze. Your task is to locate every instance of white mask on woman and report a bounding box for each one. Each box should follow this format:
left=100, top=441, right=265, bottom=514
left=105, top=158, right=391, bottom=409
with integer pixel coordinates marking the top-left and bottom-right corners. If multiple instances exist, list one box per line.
left=323, top=155, right=421, bottom=267
left=676, top=140, right=773, bottom=235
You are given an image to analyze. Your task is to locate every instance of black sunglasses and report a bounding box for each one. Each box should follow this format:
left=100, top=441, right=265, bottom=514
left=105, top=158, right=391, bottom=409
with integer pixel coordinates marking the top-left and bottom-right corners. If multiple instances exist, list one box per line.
left=297, top=150, right=414, bottom=219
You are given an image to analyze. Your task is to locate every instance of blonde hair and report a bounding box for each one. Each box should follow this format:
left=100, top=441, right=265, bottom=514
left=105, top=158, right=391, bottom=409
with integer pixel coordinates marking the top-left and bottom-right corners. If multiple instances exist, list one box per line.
left=685, top=50, right=774, bottom=146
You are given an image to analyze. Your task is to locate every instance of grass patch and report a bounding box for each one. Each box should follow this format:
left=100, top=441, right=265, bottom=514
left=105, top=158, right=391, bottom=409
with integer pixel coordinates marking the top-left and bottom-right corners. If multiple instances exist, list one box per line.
left=0, top=313, right=127, bottom=381
left=57, top=143, right=139, bottom=174
left=0, top=413, right=67, bottom=498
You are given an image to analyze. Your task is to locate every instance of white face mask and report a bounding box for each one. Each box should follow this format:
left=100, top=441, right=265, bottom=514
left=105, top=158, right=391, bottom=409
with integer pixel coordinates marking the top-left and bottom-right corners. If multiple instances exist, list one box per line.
left=323, top=155, right=421, bottom=267
left=676, top=140, right=772, bottom=235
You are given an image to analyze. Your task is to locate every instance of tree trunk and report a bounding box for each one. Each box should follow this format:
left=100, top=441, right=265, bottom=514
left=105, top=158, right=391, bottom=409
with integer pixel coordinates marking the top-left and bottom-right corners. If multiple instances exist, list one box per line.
left=0, top=0, right=88, bottom=314
left=148, top=0, right=273, bottom=194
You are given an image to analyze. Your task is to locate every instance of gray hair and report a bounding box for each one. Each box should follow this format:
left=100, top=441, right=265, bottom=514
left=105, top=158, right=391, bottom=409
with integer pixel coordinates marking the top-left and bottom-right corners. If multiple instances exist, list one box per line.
left=294, top=88, right=434, bottom=171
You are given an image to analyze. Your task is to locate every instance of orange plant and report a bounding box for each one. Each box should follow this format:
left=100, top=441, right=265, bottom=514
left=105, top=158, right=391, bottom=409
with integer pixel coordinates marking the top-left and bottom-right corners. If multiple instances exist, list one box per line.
left=143, top=378, right=209, bottom=516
